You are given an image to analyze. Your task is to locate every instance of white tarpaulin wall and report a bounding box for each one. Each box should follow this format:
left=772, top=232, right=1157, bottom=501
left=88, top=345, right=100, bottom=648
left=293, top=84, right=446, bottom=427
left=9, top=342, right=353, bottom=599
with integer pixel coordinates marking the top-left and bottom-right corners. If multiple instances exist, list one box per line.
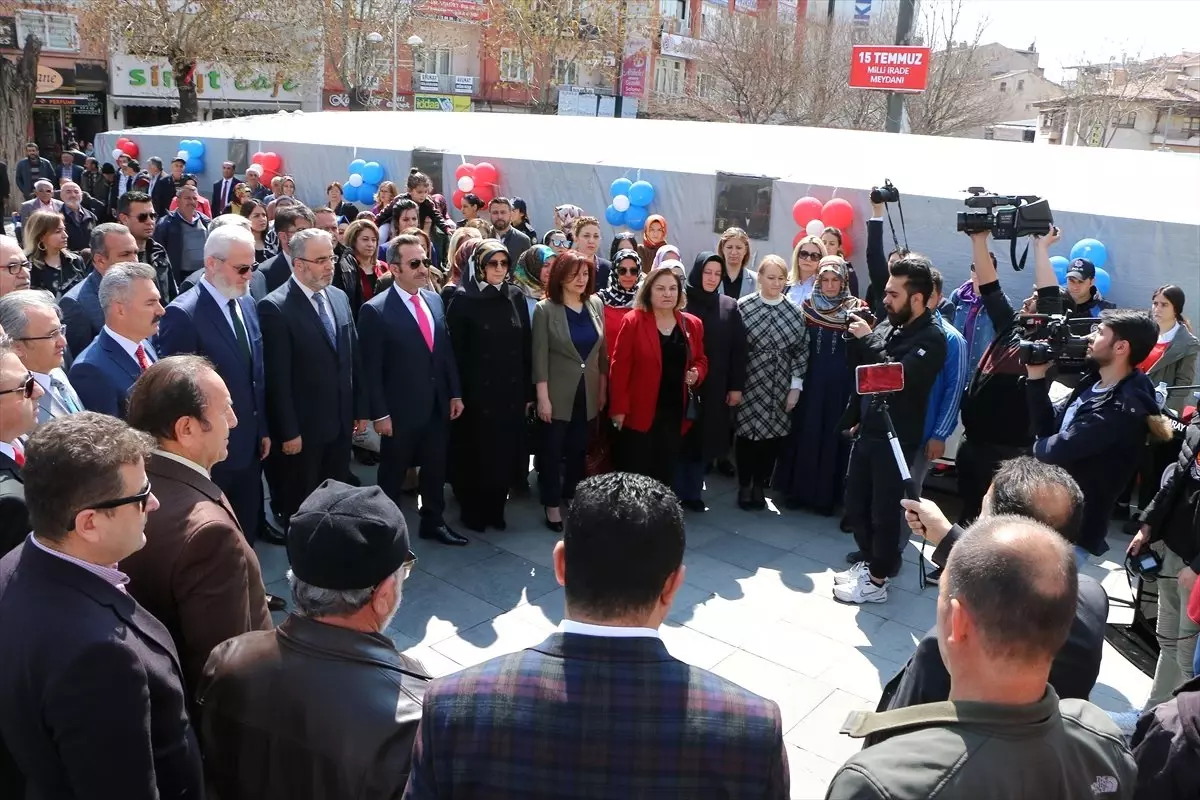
left=98, top=112, right=1200, bottom=307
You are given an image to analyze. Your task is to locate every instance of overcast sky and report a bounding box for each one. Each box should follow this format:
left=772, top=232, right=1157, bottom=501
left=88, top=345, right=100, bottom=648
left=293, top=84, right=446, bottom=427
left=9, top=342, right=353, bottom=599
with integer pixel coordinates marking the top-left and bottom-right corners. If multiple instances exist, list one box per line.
left=937, top=0, right=1200, bottom=81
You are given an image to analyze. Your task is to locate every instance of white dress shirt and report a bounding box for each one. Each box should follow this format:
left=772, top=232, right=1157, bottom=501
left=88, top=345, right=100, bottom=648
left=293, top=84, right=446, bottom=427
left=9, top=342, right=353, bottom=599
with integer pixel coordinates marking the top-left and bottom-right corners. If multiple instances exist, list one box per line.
left=0, top=440, right=16, bottom=464
left=558, top=619, right=661, bottom=640
left=290, top=275, right=330, bottom=319
left=32, top=369, right=77, bottom=415
left=153, top=447, right=210, bottom=478
left=391, top=283, right=435, bottom=344
left=199, top=276, right=246, bottom=336
left=103, top=324, right=144, bottom=361
left=218, top=178, right=232, bottom=209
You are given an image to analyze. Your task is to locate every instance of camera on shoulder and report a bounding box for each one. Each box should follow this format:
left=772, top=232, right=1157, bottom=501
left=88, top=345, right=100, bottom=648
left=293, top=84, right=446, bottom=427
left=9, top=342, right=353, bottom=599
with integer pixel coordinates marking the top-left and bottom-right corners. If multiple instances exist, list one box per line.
left=1015, top=314, right=1094, bottom=372
left=957, top=187, right=1054, bottom=240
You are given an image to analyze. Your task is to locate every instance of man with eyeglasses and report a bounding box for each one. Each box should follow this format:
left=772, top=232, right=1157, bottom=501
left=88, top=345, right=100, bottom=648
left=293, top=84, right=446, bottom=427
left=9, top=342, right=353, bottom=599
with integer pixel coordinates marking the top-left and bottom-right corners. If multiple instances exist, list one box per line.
left=259, top=228, right=367, bottom=530
left=0, top=413, right=206, bottom=800
left=120, top=190, right=179, bottom=303
left=60, top=223, right=139, bottom=357
left=0, top=236, right=31, bottom=298
left=19, top=179, right=62, bottom=224
left=156, top=225, right=274, bottom=551
left=197, top=481, right=429, bottom=799
left=359, top=234, right=467, bottom=547
left=312, top=206, right=344, bottom=259
left=0, top=333, right=41, bottom=556
left=0, top=290, right=80, bottom=426
left=121, top=356, right=273, bottom=696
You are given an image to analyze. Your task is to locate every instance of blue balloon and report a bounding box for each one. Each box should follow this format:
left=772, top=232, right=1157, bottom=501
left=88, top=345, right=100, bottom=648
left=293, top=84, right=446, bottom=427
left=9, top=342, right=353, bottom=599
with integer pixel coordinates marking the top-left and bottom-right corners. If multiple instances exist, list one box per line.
left=185, top=156, right=204, bottom=173
left=604, top=204, right=626, bottom=226
left=1049, top=255, right=1070, bottom=284
left=1069, top=238, right=1108, bottom=270
left=343, top=184, right=361, bottom=203
left=180, top=139, right=204, bottom=157
left=361, top=162, right=384, bottom=185
left=361, top=183, right=379, bottom=203
left=610, top=178, right=632, bottom=199
left=625, top=205, right=649, bottom=230
left=1094, top=267, right=1112, bottom=296
left=192, top=139, right=205, bottom=156
left=348, top=158, right=367, bottom=176
left=627, top=180, right=654, bottom=208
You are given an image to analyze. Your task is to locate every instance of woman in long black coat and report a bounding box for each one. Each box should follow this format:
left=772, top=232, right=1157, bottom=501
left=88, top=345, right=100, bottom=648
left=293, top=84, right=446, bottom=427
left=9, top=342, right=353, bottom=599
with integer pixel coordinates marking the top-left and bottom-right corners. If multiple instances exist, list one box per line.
left=676, top=252, right=748, bottom=511
left=446, top=238, right=533, bottom=532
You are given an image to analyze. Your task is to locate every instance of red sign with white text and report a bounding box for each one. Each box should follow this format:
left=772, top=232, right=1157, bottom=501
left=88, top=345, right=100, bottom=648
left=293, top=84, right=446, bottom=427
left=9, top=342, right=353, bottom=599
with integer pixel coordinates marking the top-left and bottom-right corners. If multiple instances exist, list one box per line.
left=848, top=45, right=931, bottom=93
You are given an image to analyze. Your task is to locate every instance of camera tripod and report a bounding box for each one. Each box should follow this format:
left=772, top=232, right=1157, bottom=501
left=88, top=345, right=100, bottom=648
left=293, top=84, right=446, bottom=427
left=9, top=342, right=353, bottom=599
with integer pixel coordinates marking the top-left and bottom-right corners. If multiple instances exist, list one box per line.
left=867, top=393, right=931, bottom=590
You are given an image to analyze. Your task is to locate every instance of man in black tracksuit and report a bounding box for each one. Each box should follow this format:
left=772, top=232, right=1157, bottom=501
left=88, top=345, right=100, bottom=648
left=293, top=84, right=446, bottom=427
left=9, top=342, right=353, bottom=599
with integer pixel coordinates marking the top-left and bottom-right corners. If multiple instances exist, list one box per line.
left=836, top=256, right=947, bottom=604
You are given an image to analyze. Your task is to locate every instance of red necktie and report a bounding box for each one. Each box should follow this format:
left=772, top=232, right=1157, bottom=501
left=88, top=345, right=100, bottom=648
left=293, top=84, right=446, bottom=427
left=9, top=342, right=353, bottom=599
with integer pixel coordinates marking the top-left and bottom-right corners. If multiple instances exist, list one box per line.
left=135, top=344, right=151, bottom=371
left=410, top=294, right=434, bottom=351
left=12, top=444, right=25, bottom=468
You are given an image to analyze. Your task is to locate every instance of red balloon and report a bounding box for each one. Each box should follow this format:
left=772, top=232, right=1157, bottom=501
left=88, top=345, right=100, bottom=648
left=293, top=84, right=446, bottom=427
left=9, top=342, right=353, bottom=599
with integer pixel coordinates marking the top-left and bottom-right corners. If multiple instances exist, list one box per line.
left=792, top=196, right=822, bottom=227
left=841, top=234, right=854, bottom=258
left=793, top=231, right=806, bottom=249
left=822, top=198, right=854, bottom=231
left=474, top=184, right=495, bottom=206
left=118, top=140, right=139, bottom=158
left=451, top=189, right=465, bottom=209
left=473, top=161, right=498, bottom=186
left=115, top=137, right=130, bottom=148
left=251, top=152, right=265, bottom=165
left=261, top=152, right=282, bottom=172
left=454, top=163, right=476, bottom=180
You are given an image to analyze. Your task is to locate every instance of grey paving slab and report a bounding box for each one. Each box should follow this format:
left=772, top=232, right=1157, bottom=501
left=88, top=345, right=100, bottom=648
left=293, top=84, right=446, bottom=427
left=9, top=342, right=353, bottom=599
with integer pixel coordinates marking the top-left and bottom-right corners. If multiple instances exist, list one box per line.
left=711, top=649, right=836, bottom=732
left=695, top=531, right=791, bottom=572
left=385, top=573, right=505, bottom=647
left=437, top=551, right=561, bottom=610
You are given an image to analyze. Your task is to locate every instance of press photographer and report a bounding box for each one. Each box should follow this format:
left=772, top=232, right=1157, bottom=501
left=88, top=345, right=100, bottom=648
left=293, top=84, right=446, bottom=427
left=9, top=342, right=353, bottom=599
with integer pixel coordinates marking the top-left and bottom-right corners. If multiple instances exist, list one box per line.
left=955, top=226, right=1064, bottom=523
left=835, top=256, right=947, bottom=605
left=1026, top=309, right=1167, bottom=562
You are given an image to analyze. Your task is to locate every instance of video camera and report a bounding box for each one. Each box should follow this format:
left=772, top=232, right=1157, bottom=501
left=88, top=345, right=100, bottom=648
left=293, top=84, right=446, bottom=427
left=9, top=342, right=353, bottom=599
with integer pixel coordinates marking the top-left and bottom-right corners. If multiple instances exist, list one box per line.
left=1016, top=314, right=1095, bottom=372
left=870, top=179, right=900, bottom=205
left=957, top=188, right=1054, bottom=240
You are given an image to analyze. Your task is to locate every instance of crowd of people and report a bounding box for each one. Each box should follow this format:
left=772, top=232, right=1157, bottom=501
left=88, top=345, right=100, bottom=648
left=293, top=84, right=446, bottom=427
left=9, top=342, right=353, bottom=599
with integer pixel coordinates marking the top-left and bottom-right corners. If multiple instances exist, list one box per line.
left=0, top=142, right=1198, bottom=799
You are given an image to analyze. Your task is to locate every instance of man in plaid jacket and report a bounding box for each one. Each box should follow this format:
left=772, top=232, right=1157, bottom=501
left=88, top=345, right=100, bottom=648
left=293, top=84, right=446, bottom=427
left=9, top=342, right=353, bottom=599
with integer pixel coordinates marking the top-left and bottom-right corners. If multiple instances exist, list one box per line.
left=403, top=472, right=789, bottom=799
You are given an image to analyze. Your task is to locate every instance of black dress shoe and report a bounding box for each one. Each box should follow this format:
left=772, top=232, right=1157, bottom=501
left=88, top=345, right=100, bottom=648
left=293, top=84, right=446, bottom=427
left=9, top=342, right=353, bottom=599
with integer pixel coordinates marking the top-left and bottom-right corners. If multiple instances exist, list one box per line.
left=925, top=566, right=944, bottom=582
left=267, top=594, right=286, bottom=612
left=681, top=499, right=708, bottom=513
left=737, top=486, right=755, bottom=510
left=544, top=509, right=564, bottom=533
left=420, top=524, right=469, bottom=546
left=258, top=526, right=287, bottom=546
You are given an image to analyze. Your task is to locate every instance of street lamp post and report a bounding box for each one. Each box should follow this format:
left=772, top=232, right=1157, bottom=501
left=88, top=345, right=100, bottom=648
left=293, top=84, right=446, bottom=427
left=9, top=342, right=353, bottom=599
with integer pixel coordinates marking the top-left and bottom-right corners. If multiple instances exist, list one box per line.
left=406, top=35, right=423, bottom=112
left=366, top=31, right=384, bottom=109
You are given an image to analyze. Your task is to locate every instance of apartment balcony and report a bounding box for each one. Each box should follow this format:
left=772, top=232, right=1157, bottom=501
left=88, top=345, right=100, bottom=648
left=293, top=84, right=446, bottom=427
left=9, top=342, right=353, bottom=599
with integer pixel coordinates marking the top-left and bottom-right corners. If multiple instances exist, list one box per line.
left=411, top=73, right=478, bottom=96
left=1151, top=130, right=1200, bottom=147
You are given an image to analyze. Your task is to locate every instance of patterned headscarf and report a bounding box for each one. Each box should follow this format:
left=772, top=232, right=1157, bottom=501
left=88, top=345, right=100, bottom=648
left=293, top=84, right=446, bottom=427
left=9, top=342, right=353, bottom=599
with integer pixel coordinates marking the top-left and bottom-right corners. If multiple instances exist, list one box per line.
left=513, top=245, right=554, bottom=300
left=554, top=204, right=584, bottom=231
left=807, top=256, right=858, bottom=324
left=598, top=248, right=643, bottom=308
left=652, top=244, right=681, bottom=271
left=469, top=239, right=510, bottom=283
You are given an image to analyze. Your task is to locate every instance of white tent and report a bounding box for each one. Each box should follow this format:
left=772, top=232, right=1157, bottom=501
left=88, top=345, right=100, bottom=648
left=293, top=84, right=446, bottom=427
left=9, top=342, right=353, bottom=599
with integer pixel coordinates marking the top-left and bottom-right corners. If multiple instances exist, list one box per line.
left=98, top=111, right=1200, bottom=306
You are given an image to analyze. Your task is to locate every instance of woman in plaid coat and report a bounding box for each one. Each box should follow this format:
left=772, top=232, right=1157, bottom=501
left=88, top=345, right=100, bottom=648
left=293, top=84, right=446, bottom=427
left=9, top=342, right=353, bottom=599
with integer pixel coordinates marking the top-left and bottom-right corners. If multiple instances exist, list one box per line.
left=734, top=255, right=810, bottom=511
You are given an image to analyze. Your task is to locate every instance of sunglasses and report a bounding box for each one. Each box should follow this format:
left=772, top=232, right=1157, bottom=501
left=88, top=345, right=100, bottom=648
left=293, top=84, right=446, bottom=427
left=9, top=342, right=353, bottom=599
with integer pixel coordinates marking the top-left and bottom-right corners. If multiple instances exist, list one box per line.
left=18, top=324, right=67, bottom=342
left=134, top=211, right=157, bottom=223
left=400, top=258, right=433, bottom=269
left=216, top=256, right=254, bottom=275
left=3, top=259, right=32, bottom=275
left=0, top=372, right=36, bottom=398
left=797, top=250, right=822, bottom=261
left=549, top=239, right=569, bottom=248
left=616, top=266, right=640, bottom=276
left=68, top=481, right=154, bottom=530
left=488, top=259, right=511, bottom=268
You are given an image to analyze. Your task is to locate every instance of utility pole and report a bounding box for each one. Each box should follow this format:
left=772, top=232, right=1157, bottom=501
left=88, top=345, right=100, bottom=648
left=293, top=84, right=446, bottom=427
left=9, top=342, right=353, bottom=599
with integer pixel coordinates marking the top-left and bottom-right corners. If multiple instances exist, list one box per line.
left=885, top=0, right=917, bottom=133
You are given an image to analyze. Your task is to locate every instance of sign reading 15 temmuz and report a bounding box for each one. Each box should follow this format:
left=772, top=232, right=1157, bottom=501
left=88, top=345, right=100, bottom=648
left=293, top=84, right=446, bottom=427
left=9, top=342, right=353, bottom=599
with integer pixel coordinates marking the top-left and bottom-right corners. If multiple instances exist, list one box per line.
left=848, top=45, right=931, bottom=93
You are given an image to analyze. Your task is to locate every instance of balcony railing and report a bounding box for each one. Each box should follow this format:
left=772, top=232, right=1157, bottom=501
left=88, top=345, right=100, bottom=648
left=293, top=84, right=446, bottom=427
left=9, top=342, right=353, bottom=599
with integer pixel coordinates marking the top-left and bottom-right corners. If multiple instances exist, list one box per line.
left=411, top=73, right=478, bottom=95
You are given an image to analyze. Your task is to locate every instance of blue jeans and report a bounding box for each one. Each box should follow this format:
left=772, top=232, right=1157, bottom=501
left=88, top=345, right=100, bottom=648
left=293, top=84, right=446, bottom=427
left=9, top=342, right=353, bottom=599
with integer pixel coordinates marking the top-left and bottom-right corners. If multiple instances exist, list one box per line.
left=675, top=459, right=706, bottom=503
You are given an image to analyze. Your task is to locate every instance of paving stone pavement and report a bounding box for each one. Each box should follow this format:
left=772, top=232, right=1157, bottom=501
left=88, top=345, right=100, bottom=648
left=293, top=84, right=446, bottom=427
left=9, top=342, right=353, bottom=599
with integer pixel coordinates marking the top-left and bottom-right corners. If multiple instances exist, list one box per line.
left=256, top=468, right=1151, bottom=799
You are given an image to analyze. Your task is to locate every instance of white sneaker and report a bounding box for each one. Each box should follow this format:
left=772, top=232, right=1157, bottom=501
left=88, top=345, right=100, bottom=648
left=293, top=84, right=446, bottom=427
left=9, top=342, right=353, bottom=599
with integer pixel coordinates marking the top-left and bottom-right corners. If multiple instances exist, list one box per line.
left=834, top=575, right=888, bottom=604
left=834, top=561, right=869, bottom=585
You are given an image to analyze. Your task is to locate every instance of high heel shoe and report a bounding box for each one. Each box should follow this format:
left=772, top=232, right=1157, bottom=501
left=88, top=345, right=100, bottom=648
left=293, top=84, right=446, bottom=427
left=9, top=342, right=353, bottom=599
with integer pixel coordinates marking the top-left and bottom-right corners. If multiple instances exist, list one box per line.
left=544, top=507, right=564, bottom=533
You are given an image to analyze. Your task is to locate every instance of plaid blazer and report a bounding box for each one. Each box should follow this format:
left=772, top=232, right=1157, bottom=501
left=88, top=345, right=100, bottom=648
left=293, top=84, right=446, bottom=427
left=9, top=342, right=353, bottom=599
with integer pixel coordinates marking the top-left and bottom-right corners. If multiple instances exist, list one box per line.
left=403, top=632, right=789, bottom=799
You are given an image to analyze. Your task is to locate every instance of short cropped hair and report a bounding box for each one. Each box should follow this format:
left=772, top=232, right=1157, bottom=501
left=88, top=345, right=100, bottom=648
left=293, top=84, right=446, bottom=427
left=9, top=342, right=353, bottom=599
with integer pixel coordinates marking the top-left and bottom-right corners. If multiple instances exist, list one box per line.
left=563, top=472, right=685, bottom=619
left=546, top=251, right=595, bottom=304
left=889, top=255, right=935, bottom=306
left=290, top=228, right=333, bottom=261
left=988, top=456, right=1083, bottom=543
left=118, top=191, right=152, bottom=217
left=127, top=355, right=217, bottom=442
left=385, top=233, right=424, bottom=265
left=274, top=204, right=315, bottom=234
left=1101, top=309, right=1158, bottom=368
left=98, top=262, right=157, bottom=314
left=489, top=196, right=513, bottom=210
left=204, top=224, right=254, bottom=260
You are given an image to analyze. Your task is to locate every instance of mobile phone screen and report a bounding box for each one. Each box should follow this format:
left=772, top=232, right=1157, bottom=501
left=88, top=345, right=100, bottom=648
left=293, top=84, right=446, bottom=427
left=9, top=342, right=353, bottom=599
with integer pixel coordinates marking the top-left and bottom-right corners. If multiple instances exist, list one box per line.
left=856, top=363, right=905, bottom=395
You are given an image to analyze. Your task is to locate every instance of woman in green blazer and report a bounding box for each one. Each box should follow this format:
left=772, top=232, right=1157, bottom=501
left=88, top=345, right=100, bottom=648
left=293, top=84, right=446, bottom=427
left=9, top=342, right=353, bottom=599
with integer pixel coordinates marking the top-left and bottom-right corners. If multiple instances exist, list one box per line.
left=532, top=251, right=607, bottom=531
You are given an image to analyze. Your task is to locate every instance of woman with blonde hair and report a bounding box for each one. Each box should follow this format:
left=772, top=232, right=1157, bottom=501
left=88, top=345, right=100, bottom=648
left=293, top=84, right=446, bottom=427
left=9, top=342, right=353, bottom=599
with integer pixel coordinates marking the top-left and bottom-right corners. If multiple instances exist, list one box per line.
left=716, top=226, right=756, bottom=300
left=24, top=211, right=86, bottom=298
left=734, top=255, right=809, bottom=510
left=787, top=236, right=828, bottom=308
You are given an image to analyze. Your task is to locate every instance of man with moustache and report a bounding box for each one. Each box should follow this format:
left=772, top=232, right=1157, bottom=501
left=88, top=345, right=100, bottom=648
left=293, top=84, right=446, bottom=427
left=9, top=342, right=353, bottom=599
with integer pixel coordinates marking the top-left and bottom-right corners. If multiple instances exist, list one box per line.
left=0, top=290, right=82, bottom=425
left=58, top=181, right=96, bottom=254
left=60, top=223, right=140, bottom=357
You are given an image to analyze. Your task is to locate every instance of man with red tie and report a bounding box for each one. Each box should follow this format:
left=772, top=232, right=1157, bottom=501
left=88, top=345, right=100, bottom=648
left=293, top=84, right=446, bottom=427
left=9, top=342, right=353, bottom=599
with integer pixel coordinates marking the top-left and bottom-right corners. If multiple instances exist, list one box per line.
left=68, top=262, right=162, bottom=419
left=358, top=234, right=467, bottom=547
left=211, top=162, right=240, bottom=215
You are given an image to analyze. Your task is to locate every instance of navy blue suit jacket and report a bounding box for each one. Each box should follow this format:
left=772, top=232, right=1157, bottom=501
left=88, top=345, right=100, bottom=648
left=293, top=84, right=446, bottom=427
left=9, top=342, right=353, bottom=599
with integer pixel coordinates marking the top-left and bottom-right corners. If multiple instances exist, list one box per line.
left=58, top=270, right=104, bottom=357
left=258, top=251, right=292, bottom=294
left=68, top=329, right=156, bottom=418
left=358, top=286, right=461, bottom=434
left=155, top=285, right=268, bottom=471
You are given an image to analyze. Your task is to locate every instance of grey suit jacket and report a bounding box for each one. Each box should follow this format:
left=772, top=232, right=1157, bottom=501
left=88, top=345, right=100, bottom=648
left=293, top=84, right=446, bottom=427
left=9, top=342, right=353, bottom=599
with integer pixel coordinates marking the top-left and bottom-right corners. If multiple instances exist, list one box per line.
left=35, top=368, right=83, bottom=425
left=19, top=198, right=63, bottom=224
left=531, top=295, right=607, bottom=422
left=1146, top=325, right=1200, bottom=414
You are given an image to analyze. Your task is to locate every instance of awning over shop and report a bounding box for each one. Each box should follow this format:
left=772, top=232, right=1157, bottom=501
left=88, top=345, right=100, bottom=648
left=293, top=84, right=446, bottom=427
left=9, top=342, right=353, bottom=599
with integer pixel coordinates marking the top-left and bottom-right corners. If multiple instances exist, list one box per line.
left=109, top=95, right=300, bottom=111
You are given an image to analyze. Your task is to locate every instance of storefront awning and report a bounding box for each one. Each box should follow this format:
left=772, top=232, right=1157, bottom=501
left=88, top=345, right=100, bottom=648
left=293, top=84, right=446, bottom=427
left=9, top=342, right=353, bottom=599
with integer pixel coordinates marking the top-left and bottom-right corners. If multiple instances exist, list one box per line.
left=109, top=95, right=301, bottom=111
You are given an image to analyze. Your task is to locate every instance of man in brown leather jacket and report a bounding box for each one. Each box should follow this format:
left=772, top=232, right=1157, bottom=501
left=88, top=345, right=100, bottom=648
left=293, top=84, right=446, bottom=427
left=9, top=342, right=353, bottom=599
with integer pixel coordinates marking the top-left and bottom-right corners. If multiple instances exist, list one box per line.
left=197, top=480, right=430, bottom=799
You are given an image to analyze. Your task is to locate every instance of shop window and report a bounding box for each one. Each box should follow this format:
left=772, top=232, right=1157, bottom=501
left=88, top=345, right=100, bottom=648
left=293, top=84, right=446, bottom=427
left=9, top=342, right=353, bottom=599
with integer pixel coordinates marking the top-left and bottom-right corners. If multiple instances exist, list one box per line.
left=16, top=10, right=78, bottom=53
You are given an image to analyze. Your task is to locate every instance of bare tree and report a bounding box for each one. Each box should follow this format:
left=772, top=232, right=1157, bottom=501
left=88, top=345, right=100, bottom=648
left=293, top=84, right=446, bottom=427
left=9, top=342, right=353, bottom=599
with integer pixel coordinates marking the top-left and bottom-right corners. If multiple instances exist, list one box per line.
left=1053, top=55, right=1169, bottom=147
left=903, top=0, right=997, bottom=137
left=84, top=0, right=318, bottom=122
left=321, top=0, right=417, bottom=110
left=0, top=33, right=40, bottom=211
left=482, top=0, right=625, bottom=113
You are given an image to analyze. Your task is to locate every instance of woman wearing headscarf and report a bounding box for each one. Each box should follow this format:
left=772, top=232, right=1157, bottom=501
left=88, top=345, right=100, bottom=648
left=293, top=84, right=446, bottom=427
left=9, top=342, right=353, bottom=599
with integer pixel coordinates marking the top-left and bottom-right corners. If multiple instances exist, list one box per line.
left=637, top=214, right=668, bottom=271
left=652, top=243, right=681, bottom=272
left=599, top=248, right=644, bottom=360
left=774, top=256, right=869, bottom=515
left=442, top=236, right=483, bottom=308
left=446, top=239, right=532, bottom=532
left=513, top=244, right=556, bottom=316
left=609, top=231, right=638, bottom=263
left=677, top=252, right=748, bottom=511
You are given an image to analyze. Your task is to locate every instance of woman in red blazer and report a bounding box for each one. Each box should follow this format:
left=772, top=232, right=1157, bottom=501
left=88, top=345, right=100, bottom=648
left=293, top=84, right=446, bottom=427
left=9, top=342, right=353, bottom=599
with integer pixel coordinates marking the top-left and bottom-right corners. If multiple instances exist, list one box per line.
left=609, top=265, right=708, bottom=486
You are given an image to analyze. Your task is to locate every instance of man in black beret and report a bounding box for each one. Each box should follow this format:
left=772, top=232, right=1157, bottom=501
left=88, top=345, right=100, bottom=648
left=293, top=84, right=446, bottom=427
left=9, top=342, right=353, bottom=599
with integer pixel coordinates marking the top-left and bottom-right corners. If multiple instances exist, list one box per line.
left=195, top=480, right=430, bottom=800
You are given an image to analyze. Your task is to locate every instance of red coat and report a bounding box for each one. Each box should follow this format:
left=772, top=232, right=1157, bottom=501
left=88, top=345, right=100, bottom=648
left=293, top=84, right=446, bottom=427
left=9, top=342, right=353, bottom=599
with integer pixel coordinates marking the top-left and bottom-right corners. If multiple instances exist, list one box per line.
left=602, top=303, right=626, bottom=361
left=609, top=309, right=708, bottom=434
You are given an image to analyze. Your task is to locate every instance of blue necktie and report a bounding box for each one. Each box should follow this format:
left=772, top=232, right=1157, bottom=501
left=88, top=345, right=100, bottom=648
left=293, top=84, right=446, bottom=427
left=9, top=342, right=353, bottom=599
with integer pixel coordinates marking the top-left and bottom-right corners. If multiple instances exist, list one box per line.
left=50, top=375, right=79, bottom=413
left=314, top=292, right=337, bottom=348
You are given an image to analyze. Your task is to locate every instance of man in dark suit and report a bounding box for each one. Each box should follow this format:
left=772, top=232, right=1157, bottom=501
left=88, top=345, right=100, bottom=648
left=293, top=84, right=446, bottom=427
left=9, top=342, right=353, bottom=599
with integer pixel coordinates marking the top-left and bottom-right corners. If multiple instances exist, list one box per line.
left=0, top=412, right=205, bottom=799
left=258, top=204, right=315, bottom=293
left=0, top=235, right=31, bottom=298
left=0, top=290, right=80, bottom=426
left=212, top=161, right=240, bottom=215
left=404, top=472, right=789, bottom=798
left=123, top=355, right=274, bottom=692
left=359, top=234, right=467, bottom=547
left=155, top=225, right=272, bottom=545
left=0, top=336, right=41, bottom=556
left=259, top=228, right=367, bottom=525
left=56, top=151, right=83, bottom=188
left=60, top=223, right=140, bottom=357
left=146, top=157, right=176, bottom=217
left=244, top=166, right=270, bottom=202
left=68, top=262, right=162, bottom=418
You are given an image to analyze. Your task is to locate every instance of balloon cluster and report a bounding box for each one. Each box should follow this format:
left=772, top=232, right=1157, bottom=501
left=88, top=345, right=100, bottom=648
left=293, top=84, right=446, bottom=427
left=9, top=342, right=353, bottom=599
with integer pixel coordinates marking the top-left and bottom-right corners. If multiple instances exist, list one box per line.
left=112, top=137, right=139, bottom=161
left=792, top=196, right=856, bottom=256
left=606, top=178, right=655, bottom=230
left=1050, top=238, right=1112, bottom=296
left=345, top=159, right=386, bottom=204
left=452, top=162, right=499, bottom=209
left=249, top=151, right=284, bottom=182
left=173, top=140, right=206, bottom=173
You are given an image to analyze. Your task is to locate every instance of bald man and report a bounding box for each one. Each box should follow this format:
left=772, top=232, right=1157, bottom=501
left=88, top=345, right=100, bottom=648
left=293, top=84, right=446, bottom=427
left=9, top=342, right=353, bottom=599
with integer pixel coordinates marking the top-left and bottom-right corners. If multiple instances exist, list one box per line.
left=829, top=516, right=1135, bottom=800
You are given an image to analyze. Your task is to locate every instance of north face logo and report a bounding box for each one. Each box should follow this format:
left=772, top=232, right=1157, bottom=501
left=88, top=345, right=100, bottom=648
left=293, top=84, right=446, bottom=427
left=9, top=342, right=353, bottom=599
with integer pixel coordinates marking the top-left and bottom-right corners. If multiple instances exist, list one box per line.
left=1091, top=775, right=1119, bottom=794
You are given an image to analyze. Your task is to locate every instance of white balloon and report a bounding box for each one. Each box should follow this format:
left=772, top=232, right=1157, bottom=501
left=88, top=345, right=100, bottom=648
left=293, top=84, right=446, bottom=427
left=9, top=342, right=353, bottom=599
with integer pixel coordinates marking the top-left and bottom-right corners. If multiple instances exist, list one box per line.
left=805, top=219, right=825, bottom=237
left=112, top=148, right=124, bottom=160
left=347, top=173, right=363, bottom=187
left=176, top=150, right=190, bottom=160
left=457, top=175, right=475, bottom=192
left=612, top=194, right=631, bottom=212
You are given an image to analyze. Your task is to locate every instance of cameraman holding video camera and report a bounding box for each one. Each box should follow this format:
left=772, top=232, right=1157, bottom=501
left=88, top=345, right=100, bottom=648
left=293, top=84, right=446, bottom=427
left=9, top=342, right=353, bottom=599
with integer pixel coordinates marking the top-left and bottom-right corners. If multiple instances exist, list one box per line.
left=834, top=256, right=947, bottom=605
